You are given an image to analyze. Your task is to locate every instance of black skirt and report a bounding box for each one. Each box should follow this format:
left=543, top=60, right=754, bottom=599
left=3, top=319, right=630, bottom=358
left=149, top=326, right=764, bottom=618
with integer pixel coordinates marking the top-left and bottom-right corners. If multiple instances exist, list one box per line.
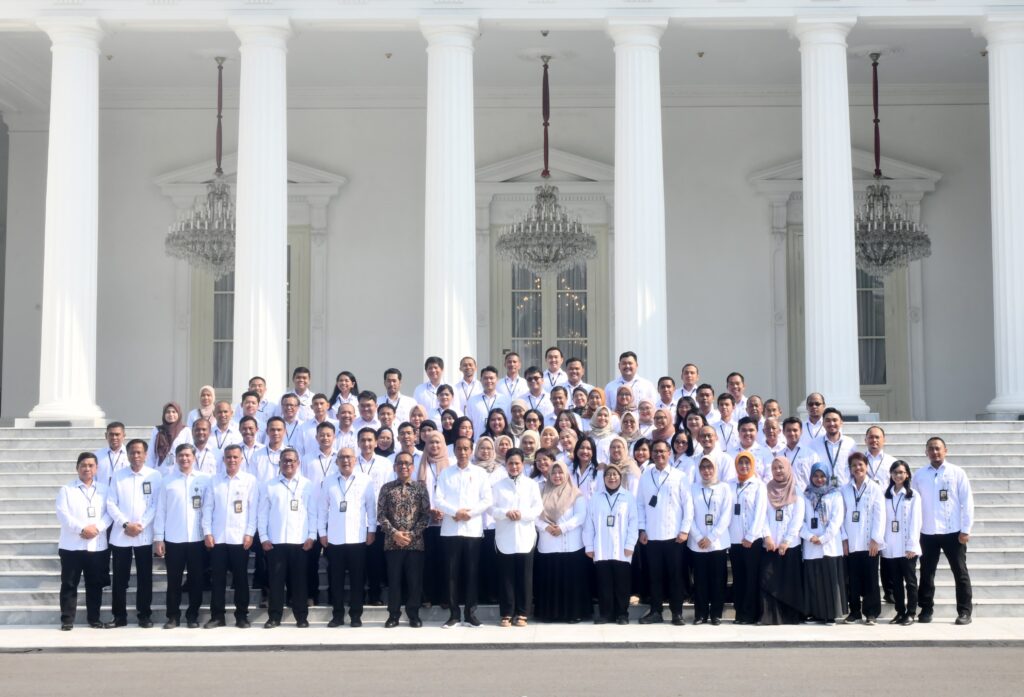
left=760, top=544, right=805, bottom=625
left=803, top=555, right=848, bottom=622
left=534, top=549, right=592, bottom=622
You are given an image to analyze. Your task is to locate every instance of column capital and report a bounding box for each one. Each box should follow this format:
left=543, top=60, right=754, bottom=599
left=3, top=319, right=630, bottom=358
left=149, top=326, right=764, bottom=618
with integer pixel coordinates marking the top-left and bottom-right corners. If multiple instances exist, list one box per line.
left=977, top=16, right=1024, bottom=45
left=36, top=17, right=104, bottom=49
left=420, top=18, right=479, bottom=47
left=229, top=15, right=291, bottom=46
left=606, top=17, right=668, bottom=47
left=791, top=16, right=856, bottom=46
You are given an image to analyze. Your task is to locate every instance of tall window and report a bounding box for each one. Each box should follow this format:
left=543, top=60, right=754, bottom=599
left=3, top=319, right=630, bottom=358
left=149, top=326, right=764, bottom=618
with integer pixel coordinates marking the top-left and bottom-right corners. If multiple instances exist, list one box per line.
left=509, top=263, right=588, bottom=368
left=856, top=269, right=886, bottom=385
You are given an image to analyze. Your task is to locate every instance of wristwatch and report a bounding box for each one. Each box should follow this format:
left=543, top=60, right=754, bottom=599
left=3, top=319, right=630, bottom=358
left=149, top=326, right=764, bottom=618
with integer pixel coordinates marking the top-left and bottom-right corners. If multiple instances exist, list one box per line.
left=122, top=522, right=128, bottom=530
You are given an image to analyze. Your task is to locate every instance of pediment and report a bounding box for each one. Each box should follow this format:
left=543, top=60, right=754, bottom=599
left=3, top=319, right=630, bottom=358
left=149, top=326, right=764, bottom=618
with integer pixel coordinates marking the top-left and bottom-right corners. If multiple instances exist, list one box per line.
left=155, top=154, right=348, bottom=188
left=476, top=148, right=613, bottom=183
left=750, top=148, right=941, bottom=196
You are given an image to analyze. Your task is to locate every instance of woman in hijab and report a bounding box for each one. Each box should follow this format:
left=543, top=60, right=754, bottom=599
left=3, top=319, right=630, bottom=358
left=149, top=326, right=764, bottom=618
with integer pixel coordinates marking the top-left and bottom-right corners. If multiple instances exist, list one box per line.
left=606, top=435, right=645, bottom=603
left=800, top=462, right=846, bottom=625
left=540, top=426, right=560, bottom=453
left=472, top=435, right=505, bottom=606
left=649, top=408, right=675, bottom=445
left=186, top=385, right=215, bottom=427
left=588, top=406, right=616, bottom=463
left=689, top=456, right=734, bottom=625
left=419, top=431, right=450, bottom=608
left=882, top=459, right=922, bottom=626
left=519, top=430, right=540, bottom=471
left=613, top=385, right=636, bottom=420
left=581, top=388, right=606, bottom=431
left=583, top=463, right=639, bottom=625
left=147, top=401, right=191, bottom=472
left=509, top=399, right=529, bottom=441
left=618, top=411, right=642, bottom=445
left=374, top=426, right=396, bottom=458
left=408, top=404, right=427, bottom=448
left=494, top=435, right=514, bottom=465
left=534, top=456, right=590, bottom=623
left=636, top=400, right=656, bottom=438
left=729, top=451, right=768, bottom=625
left=760, top=455, right=806, bottom=625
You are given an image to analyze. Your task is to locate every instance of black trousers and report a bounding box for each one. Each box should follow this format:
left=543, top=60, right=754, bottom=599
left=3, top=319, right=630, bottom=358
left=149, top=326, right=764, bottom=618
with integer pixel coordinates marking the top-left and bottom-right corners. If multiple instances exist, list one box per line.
left=594, top=559, right=631, bottom=621
left=210, top=543, right=250, bottom=621
left=326, top=542, right=367, bottom=621
left=251, top=532, right=269, bottom=592
left=267, top=543, right=309, bottom=622
left=919, top=532, right=973, bottom=616
left=110, top=544, right=153, bottom=623
left=645, top=539, right=684, bottom=615
left=305, top=539, right=325, bottom=603
left=845, top=550, right=881, bottom=619
left=730, top=540, right=764, bottom=623
left=881, top=556, right=919, bottom=616
left=445, top=536, right=481, bottom=616
left=164, top=541, right=204, bottom=622
left=58, top=549, right=107, bottom=625
left=692, top=549, right=728, bottom=621
left=880, top=552, right=895, bottom=598
left=496, top=550, right=534, bottom=618
left=365, top=527, right=386, bottom=602
left=386, top=549, right=424, bottom=620
left=423, top=527, right=446, bottom=605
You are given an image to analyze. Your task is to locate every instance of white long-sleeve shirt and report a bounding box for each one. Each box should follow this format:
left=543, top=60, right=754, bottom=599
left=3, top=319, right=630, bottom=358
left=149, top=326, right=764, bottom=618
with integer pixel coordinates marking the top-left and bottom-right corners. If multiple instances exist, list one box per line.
left=317, top=470, right=378, bottom=545
left=301, top=450, right=339, bottom=491
left=107, top=466, right=162, bottom=548
left=840, top=479, right=886, bottom=553
left=882, top=488, right=923, bottom=558
left=688, top=482, right=734, bottom=553
left=465, top=393, right=511, bottom=437
left=202, top=470, right=259, bottom=545
left=764, top=496, right=805, bottom=549
left=811, top=434, right=856, bottom=487
left=859, top=450, right=897, bottom=489
left=536, top=495, right=588, bottom=554
left=637, top=466, right=692, bottom=541
left=491, top=475, right=543, bottom=554
left=154, top=469, right=211, bottom=544
left=800, top=490, right=844, bottom=559
left=94, top=446, right=128, bottom=486
left=56, top=479, right=111, bottom=552
left=583, top=487, right=639, bottom=563
left=357, top=453, right=394, bottom=508
left=435, top=464, right=493, bottom=538
left=258, top=474, right=317, bottom=544
left=146, top=427, right=193, bottom=473
left=781, top=445, right=821, bottom=492
left=729, top=478, right=769, bottom=544
left=914, top=461, right=974, bottom=536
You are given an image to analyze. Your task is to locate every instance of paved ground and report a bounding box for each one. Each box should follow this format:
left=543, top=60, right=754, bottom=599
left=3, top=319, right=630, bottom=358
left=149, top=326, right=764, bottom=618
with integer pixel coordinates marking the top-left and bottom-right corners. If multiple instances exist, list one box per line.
left=0, top=647, right=1020, bottom=696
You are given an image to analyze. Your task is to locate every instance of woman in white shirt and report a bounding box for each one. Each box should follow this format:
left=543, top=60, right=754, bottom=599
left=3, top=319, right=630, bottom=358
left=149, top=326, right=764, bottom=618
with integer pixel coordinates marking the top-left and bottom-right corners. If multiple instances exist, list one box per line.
left=186, top=385, right=216, bottom=427
left=519, top=430, right=540, bottom=473
left=882, top=459, right=923, bottom=626
left=534, top=455, right=590, bottom=623
left=571, top=436, right=601, bottom=502
left=800, top=462, right=847, bottom=625
left=730, top=451, right=768, bottom=625
left=583, top=463, right=639, bottom=625
left=670, top=431, right=697, bottom=484
left=689, top=457, right=734, bottom=625
left=588, top=407, right=616, bottom=463
left=491, top=448, right=543, bottom=627
left=471, top=436, right=504, bottom=606
left=760, top=456, right=806, bottom=625
left=147, top=402, right=193, bottom=473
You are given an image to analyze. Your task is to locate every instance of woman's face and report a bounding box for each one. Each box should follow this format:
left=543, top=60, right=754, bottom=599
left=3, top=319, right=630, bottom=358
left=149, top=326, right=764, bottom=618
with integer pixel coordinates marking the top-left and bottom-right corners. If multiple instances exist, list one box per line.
left=573, top=391, right=588, bottom=408
left=409, top=409, right=424, bottom=428
left=771, top=459, right=787, bottom=482
left=525, top=413, right=542, bottom=430
left=458, top=421, right=474, bottom=439
left=891, top=464, right=909, bottom=487
left=609, top=440, right=625, bottom=462
left=621, top=415, right=637, bottom=434
left=441, top=413, right=456, bottom=430
left=811, top=470, right=828, bottom=487
left=164, top=405, right=179, bottom=423
left=476, top=440, right=494, bottom=461
left=604, top=469, right=621, bottom=489
left=592, top=411, right=608, bottom=428
left=736, top=456, right=753, bottom=479
left=535, top=454, right=552, bottom=474
left=686, top=413, right=703, bottom=433
left=489, top=412, right=507, bottom=432
left=577, top=441, right=593, bottom=463
left=654, top=411, right=669, bottom=429
left=559, top=430, right=577, bottom=452
left=426, top=436, right=444, bottom=457
left=511, top=405, right=525, bottom=421
left=672, top=434, right=688, bottom=455
left=549, top=463, right=565, bottom=485
left=338, top=374, right=354, bottom=393
left=587, top=392, right=602, bottom=410
left=496, top=439, right=511, bottom=458
left=676, top=400, right=692, bottom=419
left=616, top=390, right=632, bottom=408
left=377, top=431, right=394, bottom=451
left=541, top=430, right=558, bottom=449
left=634, top=444, right=650, bottom=464
left=521, top=436, right=537, bottom=455
left=699, top=461, right=716, bottom=484
left=556, top=413, right=575, bottom=431
left=638, top=402, right=654, bottom=421
left=199, top=389, right=214, bottom=407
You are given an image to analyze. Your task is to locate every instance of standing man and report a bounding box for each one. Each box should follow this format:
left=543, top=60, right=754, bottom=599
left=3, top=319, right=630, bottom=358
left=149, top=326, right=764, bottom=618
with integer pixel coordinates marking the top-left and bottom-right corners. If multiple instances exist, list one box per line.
left=298, top=393, right=338, bottom=461
left=728, top=417, right=774, bottom=481
left=435, top=437, right=494, bottom=627
left=604, top=351, right=657, bottom=405
left=154, top=444, right=211, bottom=629
left=379, top=368, right=417, bottom=425
left=542, top=346, right=569, bottom=392
left=860, top=425, right=898, bottom=603
left=524, top=366, right=555, bottom=422
left=357, top=428, right=393, bottom=606
left=715, top=394, right=740, bottom=450
left=95, top=422, right=128, bottom=486
left=258, top=448, right=317, bottom=628
left=490, top=448, right=543, bottom=626
left=301, top=420, right=338, bottom=606
left=916, top=436, right=974, bottom=625
left=497, top=352, right=530, bottom=401
left=378, top=452, right=432, bottom=628
left=564, top=357, right=594, bottom=396
left=655, top=376, right=677, bottom=413
left=799, top=393, right=827, bottom=448
left=191, top=418, right=220, bottom=476
left=335, top=403, right=358, bottom=451
left=277, top=394, right=306, bottom=453
left=235, top=376, right=277, bottom=426
left=781, top=417, right=820, bottom=491
left=674, top=363, right=700, bottom=402
left=202, top=444, right=258, bottom=628
left=106, top=439, right=161, bottom=628
left=695, top=384, right=721, bottom=425
left=274, top=366, right=315, bottom=421
left=466, top=366, right=511, bottom=436
left=454, top=356, right=483, bottom=413
left=318, top=448, right=378, bottom=627
left=56, top=453, right=114, bottom=630
left=352, top=391, right=382, bottom=432
left=414, top=356, right=446, bottom=411
left=211, top=401, right=243, bottom=456
left=725, top=372, right=749, bottom=415
left=811, top=408, right=856, bottom=488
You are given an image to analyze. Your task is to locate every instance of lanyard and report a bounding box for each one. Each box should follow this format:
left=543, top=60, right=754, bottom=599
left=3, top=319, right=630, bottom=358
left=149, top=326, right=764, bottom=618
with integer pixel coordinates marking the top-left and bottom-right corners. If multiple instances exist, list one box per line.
left=359, top=456, right=375, bottom=476
left=788, top=446, right=801, bottom=463
left=603, top=491, right=621, bottom=513
left=460, top=382, right=477, bottom=404
left=867, top=453, right=884, bottom=482
left=547, top=371, right=560, bottom=387
left=285, top=421, right=299, bottom=443
left=108, top=450, right=124, bottom=473
left=336, top=474, right=355, bottom=502
left=483, top=394, right=497, bottom=412
left=718, top=422, right=734, bottom=445
left=575, top=465, right=594, bottom=487
left=806, top=420, right=823, bottom=439
left=701, top=486, right=714, bottom=510
left=824, top=438, right=841, bottom=471
left=282, top=477, right=299, bottom=502
left=852, top=482, right=866, bottom=511
left=78, top=483, right=97, bottom=506
left=196, top=450, right=209, bottom=472
left=215, top=429, right=231, bottom=449
left=528, top=393, right=547, bottom=410
left=890, top=491, right=904, bottom=521
left=650, top=468, right=670, bottom=496
left=504, top=377, right=521, bottom=394
left=318, top=454, right=333, bottom=478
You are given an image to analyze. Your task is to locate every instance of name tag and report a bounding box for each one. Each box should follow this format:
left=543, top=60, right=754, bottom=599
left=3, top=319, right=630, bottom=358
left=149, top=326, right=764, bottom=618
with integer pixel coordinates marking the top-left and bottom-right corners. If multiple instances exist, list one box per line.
left=851, top=511, right=860, bottom=523
left=830, top=476, right=838, bottom=487
left=86, top=506, right=96, bottom=518
left=290, top=499, right=299, bottom=512
left=142, top=482, right=151, bottom=495
left=705, top=513, right=714, bottom=526
left=191, top=496, right=202, bottom=510
left=775, top=509, right=784, bottom=522
left=606, top=514, right=616, bottom=528
left=939, top=489, right=949, bottom=502
left=733, top=503, right=741, bottom=516
left=891, top=521, right=900, bottom=533
left=233, top=500, right=243, bottom=514
left=811, top=517, right=819, bottom=529
left=648, top=495, right=658, bottom=508
left=339, top=500, right=348, bottom=513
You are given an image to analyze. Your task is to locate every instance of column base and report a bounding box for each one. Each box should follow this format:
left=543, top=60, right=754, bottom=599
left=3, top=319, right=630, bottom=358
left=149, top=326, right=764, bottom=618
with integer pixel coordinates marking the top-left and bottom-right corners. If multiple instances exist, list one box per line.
left=15, top=417, right=108, bottom=428
left=976, top=412, right=1024, bottom=421
left=25, top=400, right=106, bottom=427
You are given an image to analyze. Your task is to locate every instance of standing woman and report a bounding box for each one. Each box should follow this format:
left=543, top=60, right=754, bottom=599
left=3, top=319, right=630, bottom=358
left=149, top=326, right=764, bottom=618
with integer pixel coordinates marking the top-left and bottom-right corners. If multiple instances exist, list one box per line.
left=491, top=448, right=543, bottom=627
left=670, top=431, right=696, bottom=485
left=760, top=456, right=806, bottom=625
left=674, top=397, right=698, bottom=432
left=519, top=430, right=541, bottom=470
left=730, top=452, right=768, bottom=625
left=187, top=386, right=216, bottom=427
left=418, top=432, right=450, bottom=607
left=557, top=428, right=580, bottom=467
left=606, top=436, right=643, bottom=496
left=509, top=400, right=529, bottom=442
left=632, top=438, right=652, bottom=472
left=619, top=411, right=642, bottom=446
left=571, top=436, right=601, bottom=502
left=147, top=402, right=192, bottom=473
left=539, top=426, right=560, bottom=454
left=328, top=371, right=360, bottom=416
left=472, top=435, right=504, bottom=605
left=588, top=407, right=616, bottom=463
left=484, top=408, right=513, bottom=441
left=685, top=412, right=708, bottom=448
left=583, top=464, right=639, bottom=624
left=649, top=409, right=675, bottom=446
left=535, top=457, right=590, bottom=623
left=689, top=457, right=734, bottom=625
left=532, top=447, right=556, bottom=486
left=800, top=463, right=847, bottom=625
left=882, top=460, right=922, bottom=625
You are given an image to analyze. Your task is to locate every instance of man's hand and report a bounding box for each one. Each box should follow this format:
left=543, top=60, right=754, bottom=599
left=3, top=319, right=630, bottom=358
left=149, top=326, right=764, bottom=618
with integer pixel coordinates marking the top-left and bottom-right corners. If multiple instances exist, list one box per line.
left=638, top=531, right=648, bottom=545
left=154, top=541, right=165, bottom=557
left=204, top=534, right=215, bottom=550
left=302, top=538, right=313, bottom=552
left=868, top=540, right=879, bottom=557
left=319, top=535, right=329, bottom=548
left=125, top=522, right=143, bottom=537
left=80, top=525, right=99, bottom=540
left=366, top=532, right=376, bottom=546
left=262, top=541, right=273, bottom=552
left=698, top=537, right=711, bottom=550
left=242, top=535, right=253, bottom=551
left=959, top=532, right=970, bottom=545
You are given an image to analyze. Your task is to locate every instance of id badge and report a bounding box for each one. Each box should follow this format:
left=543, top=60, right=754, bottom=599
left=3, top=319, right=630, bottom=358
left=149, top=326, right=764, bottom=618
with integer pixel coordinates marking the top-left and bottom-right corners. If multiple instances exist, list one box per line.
left=191, top=495, right=202, bottom=510
left=606, top=515, right=615, bottom=528
left=648, top=495, right=658, bottom=508
left=831, top=476, right=838, bottom=487
left=775, top=508, right=784, bottom=522
left=939, top=489, right=949, bottom=502
left=705, top=513, right=714, bottom=526
left=142, top=482, right=151, bottom=495
left=811, top=517, right=819, bottom=529
left=891, top=521, right=900, bottom=533
left=339, top=500, right=348, bottom=513
left=851, top=511, right=860, bottom=523
left=733, top=503, right=741, bottom=516
left=86, top=506, right=96, bottom=518
left=290, top=499, right=299, bottom=512
left=233, top=500, right=243, bottom=514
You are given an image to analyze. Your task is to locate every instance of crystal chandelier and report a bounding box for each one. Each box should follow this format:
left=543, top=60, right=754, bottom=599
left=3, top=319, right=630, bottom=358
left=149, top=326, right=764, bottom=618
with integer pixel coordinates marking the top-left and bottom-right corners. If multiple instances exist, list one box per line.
left=165, top=57, right=236, bottom=279
left=496, top=56, right=597, bottom=275
left=854, top=53, right=932, bottom=278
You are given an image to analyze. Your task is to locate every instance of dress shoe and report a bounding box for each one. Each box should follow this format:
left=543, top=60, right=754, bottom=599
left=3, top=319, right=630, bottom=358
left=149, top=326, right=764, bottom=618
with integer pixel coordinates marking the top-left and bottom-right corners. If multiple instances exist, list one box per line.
left=88, top=621, right=106, bottom=629
left=593, top=617, right=608, bottom=625
left=139, top=619, right=154, bottom=629
left=671, top=614, right=685, bottom=626
left=889, top=614, right=905, bottom=625
left=464, top=613, right=481, bottom=628
left=60, top=623, right=73, bottom=631
left=917, top=611, right=933, bottom=624
left=235, top=619, right=251, bottom=629
left=296, top=619, right=310, bottom=628
left=442, top=615, right=461, bottom=628
left=263, top=619, right=280, bottom=629
left=327, top=618, right=344, bottom=628
left=187, top=620, right=200, bottom=629
left=864, top=617, right=877, bottom=626
left=710, top=617, right=721, bottom=626
left=693, top=617, right=708, bottom=625
left=639, top=611, right=663, bottom=625
left=842, top=613, right=862, bottom=624
left=384, top=616, right=400, bottom=629
left=955, top=614, right=972, bottom=626
left=101, top=621, right=118, bottom=629
left=350, top=618, right=363, bottom=628
left=409, top=617, right=423, bottom=628
left=615, top=617, right=629, bottom=625
left=110, top=619, right=128, bottom=628
left=204, top=618, right=225, bottom=629
left=900, top=614, right=915, bottom=626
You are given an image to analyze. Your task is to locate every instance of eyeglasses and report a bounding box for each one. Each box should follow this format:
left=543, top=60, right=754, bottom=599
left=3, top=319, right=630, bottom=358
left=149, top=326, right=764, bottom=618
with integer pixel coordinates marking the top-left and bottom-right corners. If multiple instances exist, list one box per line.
left=527, top=376, right=542, bottom=382
left=807, top=401, right=823, bottom=406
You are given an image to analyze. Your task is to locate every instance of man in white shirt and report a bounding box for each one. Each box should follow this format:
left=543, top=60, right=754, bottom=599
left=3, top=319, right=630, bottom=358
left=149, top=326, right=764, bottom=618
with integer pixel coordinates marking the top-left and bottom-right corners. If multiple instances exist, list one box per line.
left=490, top=448, right=543, bottom=625
left=391, top=422, right=423, bottom=466
left=273, top=366, right=314, bottom=421
left=696, top=426, right=735, bottom=484
left=542, top=346, right=569, bottom=392
left=357, top=428, right=393, bottom=606
left=564, top=356, right=594, bottom=397
left=810, top=407, right=856, bottom=488
left=799, top=392, right=827, bottom=448
left=302, top=421, right=338, bottom=491
left=715, top=395, right=740, bottom=451
left=238, top=416, right=270, bottom=481
left=56, top=452, right=114, bottom=630
left=840, top=451, right=886, bottom=625
left=235, top=376, right=277, bottom=427
left=859, top=424, right=898, bottom=603
left=781, top=417, right=820, bottom=490
left=916, top=436, right=974, bottom=625
left=277, top=393, right=306, bottom=453
left=414, top=356, right=446, bottom=411
left=655, top=376, right=677, bottom=413
left=299, top=393, right=339, bottom=460
left=545, top=386, right=580, bottom=429
left=435, top=437, right=494, bottom=627
left=454, top=356, right=483, bottom=413
left=745, top=396, right=766, bottom=444
left=319, top=447, right=378, bottom=627
left=725, top=372, right=749, bottom=415
left=235, top=390, right=267, bottom=433
left=379, top=368, right=417, bottom=424
left=727, top=417, right=774, bottom=481
left=674, top=363, right=700, bottom=402
left=191, top=417, right=220, bottom=476
left=764, top=399, right=783, bottom=421
left=604, top=350, right=657, bottom=405
left=202, top=444, right=258, bottom=628
left=762, top=417, right=785, bottom=456
left=258, top=447, right=317, bottom=628
left=497, top=352, right=530, bottom=401
left=695, top=384, right=721, bottom=425
left=154, top=443, right=211, bottom=629
left=335, top=403, right=358, bottom=451
left=523, top=366, right=555, bottom=421
left=352, top=390, right=382, bottom=433
left=95, top=421, right=128, bottom=486
left=466, top=366, right=511, bottom=436
left=211, top=401, right=243, bottom=454
left=107, top=439, right=161, bottom=628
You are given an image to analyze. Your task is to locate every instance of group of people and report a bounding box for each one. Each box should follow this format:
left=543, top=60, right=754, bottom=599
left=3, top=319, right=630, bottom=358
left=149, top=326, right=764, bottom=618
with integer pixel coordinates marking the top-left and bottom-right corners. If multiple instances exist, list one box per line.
left=55, top=349, right=976, bottom=630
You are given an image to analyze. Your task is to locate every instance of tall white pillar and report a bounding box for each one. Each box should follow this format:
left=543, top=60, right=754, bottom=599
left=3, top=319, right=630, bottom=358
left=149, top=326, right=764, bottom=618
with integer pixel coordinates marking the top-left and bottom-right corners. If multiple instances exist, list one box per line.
left=607, top=18, right=669, bottom=379
left=229, top=17, right=291, bottom=402
left=421, top=19, right=478, bottom=368
left=981, top=18, right=1024, bottom=417
left=794, top=18, right=871, bottom=418
left=26, top=19, right=106, bottom=425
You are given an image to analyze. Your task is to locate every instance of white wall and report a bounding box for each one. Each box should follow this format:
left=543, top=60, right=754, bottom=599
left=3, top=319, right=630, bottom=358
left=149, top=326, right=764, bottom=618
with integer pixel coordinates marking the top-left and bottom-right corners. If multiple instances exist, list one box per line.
left=0, top=96, right=995, bottom=423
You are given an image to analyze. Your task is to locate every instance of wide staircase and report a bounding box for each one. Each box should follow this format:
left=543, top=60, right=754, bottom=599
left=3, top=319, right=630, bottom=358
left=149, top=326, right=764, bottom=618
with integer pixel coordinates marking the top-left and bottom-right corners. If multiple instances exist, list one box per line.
left=0, top=422, right=1021, bottom=625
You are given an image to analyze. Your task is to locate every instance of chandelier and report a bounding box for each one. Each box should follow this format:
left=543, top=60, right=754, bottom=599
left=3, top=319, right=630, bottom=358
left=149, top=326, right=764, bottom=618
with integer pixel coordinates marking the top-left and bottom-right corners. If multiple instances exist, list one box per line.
left=496, top=56, right=597, bottom=275
left=165, top=57, right=236, bottom=279
left=854, top=53, right=932, bottom=278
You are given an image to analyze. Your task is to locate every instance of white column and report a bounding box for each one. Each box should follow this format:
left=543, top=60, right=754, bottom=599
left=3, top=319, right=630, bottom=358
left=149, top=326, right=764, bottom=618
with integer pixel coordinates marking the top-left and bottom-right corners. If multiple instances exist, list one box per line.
left=794, top=18, right=871, bottom=418
left=421, top=19, right=478, bottom=368
left=229, top=17, right=291, bottom=401
left=982, top=18, right=1024, bottom=417
left=26, top=19, right=106, bottom=425
left=607, top=18, right=669, bottom=379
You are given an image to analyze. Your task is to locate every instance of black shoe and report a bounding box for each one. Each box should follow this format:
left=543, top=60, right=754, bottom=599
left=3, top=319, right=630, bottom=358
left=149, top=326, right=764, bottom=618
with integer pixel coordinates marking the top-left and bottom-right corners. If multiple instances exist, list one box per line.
left=102, top=621, right=118, bottom=629
left=639, top=611, right=663, bottom=624
left=88, top=621, right=106, bottom=629
left=327, top=618, right=344, bottom=628
left=296, top=619, right=310, bottom=628
left=710, top=617, right=721, bottom=626
left=900, top=614, right=915, bottom=626
left=264, top=619, right=280, bottom=629
left=350, top=618, right=363, bottom=628
left=917, top=612, right=933, bottom=624
left=110, top=619, right=128, bottom=628
left=889, top=614, right=904, bottom=625
left=409, top=617, right=423, bottom=628
left=864, top=617, right=877, bottom=626
left=385, top=616, right=400, bottom=629
left=593, top=617, right=608, bottom=625
left=186, top=620, right=200, bottom=629
left=615, top=616, right=629, bottom=625
left=235, top=619, right=251, bottom=629
left=442, top=615, right=460, bottom=628
left=955, top=614, right=972, bottom=626
left=567, top=618, right=581, bottom=624
left=204, top=618, right=225, bottom=629
left=693, top=617, right=708, bottom=625
left=163, top=618, right=179, bottom=629
left=369, top=598, right=385, bottom=607
left=138, top=619, right=153, bottom=629
left=843, top=613, right=862, bottom=624
left=464, top=613, right=481, bottom=628
left=671, top=614, right=685, bottom=626
left=60, top=623, right=73, bottom=631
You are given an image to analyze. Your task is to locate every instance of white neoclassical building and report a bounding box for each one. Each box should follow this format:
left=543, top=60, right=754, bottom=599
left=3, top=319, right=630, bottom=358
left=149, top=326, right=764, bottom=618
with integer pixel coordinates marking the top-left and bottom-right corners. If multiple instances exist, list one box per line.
left=0, top=0, right=1022, bottom=425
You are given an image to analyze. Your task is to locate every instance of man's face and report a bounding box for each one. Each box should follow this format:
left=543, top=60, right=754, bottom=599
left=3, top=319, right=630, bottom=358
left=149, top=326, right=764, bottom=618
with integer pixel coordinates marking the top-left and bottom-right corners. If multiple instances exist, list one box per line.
left=242, top=396, right=259, bottom=417
left=106, top=426, right=125, bottom=450
left=214, top=403, right=233, bottom=428
left=926, top=439, right=947, bottom=465
left=394, top=456, right=414, bottom=483
left=279, top=451, right=299, bottom=479
left=546, top=350, right=563, bottom=372
left=460, top=358, right=476, bottom=380
left=505, top=455, right=524, bottom=478
left=681, top=365, right=699, bottom=388
left=437, top=390, right=453, bottom=408
left=784, top=422, right=802, bottom=448
left=806, top=394, right=825, bottom=420
left=746, top=398, right=763, bottom=421
left=192, top=420, right=210, bottom=447
left=727, top=375, right=745, bottom=400
left=338, top=405, right=355, bottom=428
left=763, top=421, right=781, bottom=443
left=266, top=422, right=285, bottom=448
left=398, top=427, right=416, bottom=448
left=312, top=397, right=329, bottom=421
left=823, top=413, right=842, bottom=437
left=527, top=373, right=544, bottom=395
left=651, top=443, right=670, bottom=468
left=481, top=371, right=497, bottom=392
left=658, top=380, right=675, bottom=402
left=505, top=354, right=521, bottom=376
left=384, top=373, right=401, bottom=395
left=281, top=398, right=299, bottom=421
left=249, top=379, right=266, bottom=399
left=317, top=428, right=335, bottom=452
left=454, top=440, right=472, bottom=464
left=696, top=388, right=714, bottom=411
left=738, top=423, right=757, bottom=448
left=618, top=356, right=637, bottom=380
left=865, top=427, right=885, bottom=453
left=223, top=449, right=242, bottom=477
left=764, top=401, right=782, bottom=419
left=240, top=420, right=257, bottom=445
left=337, top=451, right=356, bottom=477
left=127, top=443, right=147, bottom=468
left=293, top=372, right=310, bottom=393
left=176, top=448, right=195, bottom=472
left=378, top=409, right=395, bottom=428
left=718, top=399, right=733, bottom=421
left=698, top=427, right=717, bottom=452
left=358, top=399, right=377, bottom=422
left=566, top=361, right=584, bottom=383
left=359, top=433, right=376, bottom=454
left=426, top=363, right=443, bottom=383
left=551, top=390, right=566, bottom=412
left=77, top=458, right=97, bottom=484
